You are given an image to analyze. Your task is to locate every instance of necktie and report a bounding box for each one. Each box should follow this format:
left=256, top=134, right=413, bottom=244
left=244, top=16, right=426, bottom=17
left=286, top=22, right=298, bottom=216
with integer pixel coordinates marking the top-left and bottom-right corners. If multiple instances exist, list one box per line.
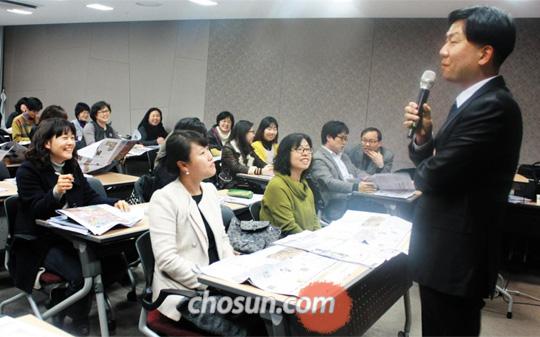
left=446, top=102, right=458, bottom=122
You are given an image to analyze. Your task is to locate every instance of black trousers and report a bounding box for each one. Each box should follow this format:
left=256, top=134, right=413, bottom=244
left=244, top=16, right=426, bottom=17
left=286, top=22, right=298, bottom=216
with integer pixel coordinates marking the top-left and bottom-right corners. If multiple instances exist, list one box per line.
left=419, top=285, right=485, bottom=337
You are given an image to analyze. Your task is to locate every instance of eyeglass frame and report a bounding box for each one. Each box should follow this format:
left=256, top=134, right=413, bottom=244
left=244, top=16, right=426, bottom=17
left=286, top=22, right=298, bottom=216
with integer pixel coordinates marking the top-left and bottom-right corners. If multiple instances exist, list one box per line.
left=292, top=147, right=313, bottom=155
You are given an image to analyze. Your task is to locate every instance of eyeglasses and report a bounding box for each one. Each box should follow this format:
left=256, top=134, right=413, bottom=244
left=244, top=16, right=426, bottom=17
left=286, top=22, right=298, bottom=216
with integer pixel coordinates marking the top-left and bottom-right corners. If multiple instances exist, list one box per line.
left=292, top=147, right=312, bottom=155
left=97, top=109, right=110, bottom=114
left=361, top=138, right=379, bottom=144
left=335, top=135, right=349, bottom=142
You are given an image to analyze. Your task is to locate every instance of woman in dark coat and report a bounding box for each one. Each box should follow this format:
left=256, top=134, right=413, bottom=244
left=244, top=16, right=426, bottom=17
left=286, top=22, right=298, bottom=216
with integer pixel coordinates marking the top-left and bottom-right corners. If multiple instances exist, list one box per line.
left=137, top=107, right=168, bottom=146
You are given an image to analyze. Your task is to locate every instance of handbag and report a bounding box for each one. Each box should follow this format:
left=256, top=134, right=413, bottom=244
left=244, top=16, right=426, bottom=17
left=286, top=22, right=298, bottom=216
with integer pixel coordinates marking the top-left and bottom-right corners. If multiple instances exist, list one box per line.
left=227, top=218, right=281, bottom=254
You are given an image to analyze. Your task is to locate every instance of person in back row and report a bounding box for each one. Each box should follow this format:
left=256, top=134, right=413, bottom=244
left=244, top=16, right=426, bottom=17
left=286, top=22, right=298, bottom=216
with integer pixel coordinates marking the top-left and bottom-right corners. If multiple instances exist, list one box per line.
left=251, top=116, right=279, bottom=165
left=12, top=97, right=42, bottom=143
left=208, top=110, right=234, bottom=156
left=260, top=133, right=320, bottom=236
left=311, top=121, right=377, bottom=221
left=346, top=127, right=394, bottom=174
left=71, top=102, right=90, bottom=143
left=82, top=101, right=119, bottom=145
left=6, top=97, right=28, bottom=130
left=220, top=120, right=273, bottom=188
left=137, top=107, right=168, bottom=146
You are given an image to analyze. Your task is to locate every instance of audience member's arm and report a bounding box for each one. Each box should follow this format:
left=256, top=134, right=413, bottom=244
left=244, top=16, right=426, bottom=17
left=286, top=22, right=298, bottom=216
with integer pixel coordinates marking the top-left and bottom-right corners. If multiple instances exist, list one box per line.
left=311, top=158, right=355, bottom=193
left=221, top=146, right=249, bottom=175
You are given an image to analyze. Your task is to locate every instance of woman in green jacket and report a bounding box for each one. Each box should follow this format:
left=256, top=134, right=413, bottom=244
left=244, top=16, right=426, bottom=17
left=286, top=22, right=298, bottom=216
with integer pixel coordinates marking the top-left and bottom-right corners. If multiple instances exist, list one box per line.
left=260, top=133, right=321, bottom=236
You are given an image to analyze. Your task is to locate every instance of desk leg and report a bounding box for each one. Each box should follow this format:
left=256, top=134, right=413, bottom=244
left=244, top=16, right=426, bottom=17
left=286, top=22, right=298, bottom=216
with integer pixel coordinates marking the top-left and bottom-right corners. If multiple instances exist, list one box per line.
left=260, top=312, right=288, bottom=336
left=399, top=290, right=411, bottom=337
left=94, top=274, right=109, bottom=337
left=385, top=203, right=398, bottom=216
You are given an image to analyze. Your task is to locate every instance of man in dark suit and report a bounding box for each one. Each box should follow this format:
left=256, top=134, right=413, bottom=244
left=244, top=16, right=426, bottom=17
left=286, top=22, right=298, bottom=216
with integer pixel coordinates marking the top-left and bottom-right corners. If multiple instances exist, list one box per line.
left=403, top=6, right=522, bottom=336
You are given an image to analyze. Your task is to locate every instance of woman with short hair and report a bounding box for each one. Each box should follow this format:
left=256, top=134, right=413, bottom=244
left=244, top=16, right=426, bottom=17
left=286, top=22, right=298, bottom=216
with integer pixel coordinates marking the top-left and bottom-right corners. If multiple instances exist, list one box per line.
left=260, top=133, right=321, bottom=236
left=208, top=110, right=234, bottom=155
left=82, top=101, right=119, bottom=145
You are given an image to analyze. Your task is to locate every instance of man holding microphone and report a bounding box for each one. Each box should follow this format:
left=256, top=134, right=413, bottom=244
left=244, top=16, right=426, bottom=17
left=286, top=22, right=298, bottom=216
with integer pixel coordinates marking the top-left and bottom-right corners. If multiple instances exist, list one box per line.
left=403, top=6, right=522, bottom=336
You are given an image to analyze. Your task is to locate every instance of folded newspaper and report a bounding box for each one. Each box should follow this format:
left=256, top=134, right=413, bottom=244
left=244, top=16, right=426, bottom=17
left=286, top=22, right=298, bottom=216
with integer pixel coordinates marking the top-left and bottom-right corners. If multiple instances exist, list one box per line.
left=369, top=173, right=416, bottom=199
left=47, top=204, right=144, bottom=235
left=78, top=138, right=137, bottom=173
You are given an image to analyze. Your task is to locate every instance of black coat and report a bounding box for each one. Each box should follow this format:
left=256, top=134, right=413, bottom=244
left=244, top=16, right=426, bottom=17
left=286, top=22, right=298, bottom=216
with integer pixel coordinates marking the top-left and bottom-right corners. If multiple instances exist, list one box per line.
left=9, top=159, right=116, bottom=292
left=408, top=76, right=522, bottom=298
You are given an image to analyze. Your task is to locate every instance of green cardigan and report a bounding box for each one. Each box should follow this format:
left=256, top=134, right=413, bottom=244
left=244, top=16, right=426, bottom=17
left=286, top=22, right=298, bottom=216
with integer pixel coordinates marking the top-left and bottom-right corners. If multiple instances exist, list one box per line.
left=260, top=173, right=321, bottom=235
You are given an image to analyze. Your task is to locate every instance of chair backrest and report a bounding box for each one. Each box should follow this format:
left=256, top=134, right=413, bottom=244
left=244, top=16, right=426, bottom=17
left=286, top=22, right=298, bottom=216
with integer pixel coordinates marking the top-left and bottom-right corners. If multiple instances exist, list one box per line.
left=4, top=195, right=18, bottom=237
left=133, top=174, right=158, bottom=203
left=0, top=162, right=10, bottom=180
left=220, top=205, right=235, bottom=232
left=86, top=177, right=107, bottom=198
left=249, top=201, right=261, bottom=221
left=135, top=231, right=155, bottom=288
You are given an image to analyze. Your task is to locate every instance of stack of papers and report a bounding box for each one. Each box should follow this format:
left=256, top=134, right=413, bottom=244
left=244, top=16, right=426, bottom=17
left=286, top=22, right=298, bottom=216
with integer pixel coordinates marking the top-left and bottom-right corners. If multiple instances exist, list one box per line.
left=370, top=173, right=416, bottom=199
left=47, top=204, right=144, bottom=235
left=0, top=316, right=63, bottom=337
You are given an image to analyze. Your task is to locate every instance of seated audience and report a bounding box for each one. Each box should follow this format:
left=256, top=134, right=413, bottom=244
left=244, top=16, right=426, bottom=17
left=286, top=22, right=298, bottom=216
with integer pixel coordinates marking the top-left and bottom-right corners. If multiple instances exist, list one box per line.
left=11, top=118, right=129, bottom=335
left=251, top=116, right=279, bottom=165
left=221, top=120, right=273, bottom=187
left=12, top=97, right=42, bottom=143
left=311, top=121, right=376, bottom=221
left=83, top=101, right=119, bottom=145
left=208, top=110, right=234, bottom=156
left=71, top=102, right=90, bottom=142
left=346, top=127, right=394, bottom=174
left=148, top=130, right=236, bottom=325
left=6, top=97, right=27, bottom=130
left=137, top=107, right=168, bottom=146
left=39, top=105, right=68, bottom=121
left=260, top=133, right=321, bottom=236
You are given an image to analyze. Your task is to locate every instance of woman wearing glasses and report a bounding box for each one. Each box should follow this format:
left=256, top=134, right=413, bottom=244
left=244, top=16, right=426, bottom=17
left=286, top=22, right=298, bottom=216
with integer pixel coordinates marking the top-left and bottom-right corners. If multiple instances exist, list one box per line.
left=260, top=133, right=321, bottom=236
left=251, top=116, right=279, bottom=165
left=82, top=101, right=119, bottom=146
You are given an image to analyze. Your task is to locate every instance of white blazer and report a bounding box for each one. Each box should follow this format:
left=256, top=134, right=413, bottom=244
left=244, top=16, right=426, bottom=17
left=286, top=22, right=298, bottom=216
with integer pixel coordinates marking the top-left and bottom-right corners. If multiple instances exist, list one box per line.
left=148, top=179, right=234, bottom=321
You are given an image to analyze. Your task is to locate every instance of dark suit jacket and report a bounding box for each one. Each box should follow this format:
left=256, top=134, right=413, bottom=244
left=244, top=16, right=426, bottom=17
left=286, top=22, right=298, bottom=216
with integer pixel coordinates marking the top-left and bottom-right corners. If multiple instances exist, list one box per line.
left=408, top=76, right=522, bottom=298
left=10, top=159, right=116, bottom=292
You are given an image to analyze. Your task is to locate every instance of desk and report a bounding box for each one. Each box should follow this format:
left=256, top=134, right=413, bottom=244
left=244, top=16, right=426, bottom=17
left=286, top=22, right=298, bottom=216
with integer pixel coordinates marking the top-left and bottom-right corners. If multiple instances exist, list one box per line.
left=0, top=180, right=17, bottom=200
left=16, top=314, right=74, bottom=336
left=36, top=203, right=149, bottom=336
left=199, top=253, right=411, bottom=336
left=93, top=172, right=138, bottom=188
left=236, top=173, right=273, bottom=183
left=217, top=189, right=250, bottom=214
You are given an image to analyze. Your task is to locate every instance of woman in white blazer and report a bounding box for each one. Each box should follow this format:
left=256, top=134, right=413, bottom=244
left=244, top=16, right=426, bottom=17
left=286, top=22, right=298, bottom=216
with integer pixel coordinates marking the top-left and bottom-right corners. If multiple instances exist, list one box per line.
left=148, top=130, right=235, bottom=322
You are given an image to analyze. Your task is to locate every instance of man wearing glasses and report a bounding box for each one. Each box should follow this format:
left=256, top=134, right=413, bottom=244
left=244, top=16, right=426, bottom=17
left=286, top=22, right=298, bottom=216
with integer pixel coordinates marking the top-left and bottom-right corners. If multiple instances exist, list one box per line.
left=311, top=121, right=376, bottom=221
left=346, top=127, right=394, bottom=175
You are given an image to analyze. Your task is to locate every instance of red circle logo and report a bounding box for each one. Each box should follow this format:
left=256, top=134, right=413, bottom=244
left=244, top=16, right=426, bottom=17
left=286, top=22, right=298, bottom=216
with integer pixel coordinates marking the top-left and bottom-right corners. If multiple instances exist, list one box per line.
left=295, top=281, right=352, bottom=334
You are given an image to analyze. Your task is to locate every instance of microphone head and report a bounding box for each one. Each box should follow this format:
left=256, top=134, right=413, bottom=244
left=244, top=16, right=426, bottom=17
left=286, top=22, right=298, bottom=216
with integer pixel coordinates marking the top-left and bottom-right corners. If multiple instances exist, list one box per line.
left=420, top=70, right=436, bottom=90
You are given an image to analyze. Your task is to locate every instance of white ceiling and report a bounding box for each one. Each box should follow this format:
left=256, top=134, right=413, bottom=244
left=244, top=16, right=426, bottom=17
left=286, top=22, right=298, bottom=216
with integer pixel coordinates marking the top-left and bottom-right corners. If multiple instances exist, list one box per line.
left=0, top=0, right=539, bottom=26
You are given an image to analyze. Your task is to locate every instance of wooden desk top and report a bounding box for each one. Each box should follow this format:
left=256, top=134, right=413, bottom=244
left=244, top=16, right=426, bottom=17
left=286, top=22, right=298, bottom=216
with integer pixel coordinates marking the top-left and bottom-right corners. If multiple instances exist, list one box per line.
left=0, top=180, right=18, bottom=200
left=15, top=314, right=74, bottom=336
left=514, top=173, right=529, bottom=183
left=93, top=172, right=138, bottom=187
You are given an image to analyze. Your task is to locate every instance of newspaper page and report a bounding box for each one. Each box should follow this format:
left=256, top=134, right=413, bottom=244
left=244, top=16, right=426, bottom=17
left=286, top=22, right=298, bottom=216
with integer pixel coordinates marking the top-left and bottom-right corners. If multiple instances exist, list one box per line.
left=78, top=138, right=137, bottom=173
left=369, top=173, right=416, bottom=199
left=55, top=204, right=144, bottom=235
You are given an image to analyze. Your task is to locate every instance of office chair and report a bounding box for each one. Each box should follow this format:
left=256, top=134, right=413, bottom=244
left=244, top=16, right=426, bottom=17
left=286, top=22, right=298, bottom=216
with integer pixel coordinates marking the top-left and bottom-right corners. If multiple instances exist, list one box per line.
left=248, top=201, right=261, bottom=221
left=0, top=195, right=68, bottom=319
left=220, top=204, right=235, bottom=232
left=135, top=231, right=207, bottom=337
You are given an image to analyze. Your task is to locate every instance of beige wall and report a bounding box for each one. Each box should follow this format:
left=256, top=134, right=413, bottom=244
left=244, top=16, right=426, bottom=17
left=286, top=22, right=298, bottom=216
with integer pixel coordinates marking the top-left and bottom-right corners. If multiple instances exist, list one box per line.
left=3, top=18, right=539, bottom=168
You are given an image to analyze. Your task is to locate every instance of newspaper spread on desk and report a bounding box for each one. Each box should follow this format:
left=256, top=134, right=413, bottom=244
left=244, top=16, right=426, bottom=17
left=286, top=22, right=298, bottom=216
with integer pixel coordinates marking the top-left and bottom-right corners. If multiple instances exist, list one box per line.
left=275, top=211, right=411, bottom=267
left=201, top=211, right=410, bottom=296
left=48, top=204, right=144, bottom=235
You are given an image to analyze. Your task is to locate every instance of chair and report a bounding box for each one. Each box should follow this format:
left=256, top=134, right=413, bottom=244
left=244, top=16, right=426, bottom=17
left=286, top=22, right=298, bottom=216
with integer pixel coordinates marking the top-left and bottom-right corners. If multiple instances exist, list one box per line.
left=135, top=231, right=205, bottom=337
left=0, top=162, right=10, bottom=180
left=86, top=176, right=107, bottom=198
left=0, top=195, right=68, bottom=319
left=248, top=201, right=261, bottom=221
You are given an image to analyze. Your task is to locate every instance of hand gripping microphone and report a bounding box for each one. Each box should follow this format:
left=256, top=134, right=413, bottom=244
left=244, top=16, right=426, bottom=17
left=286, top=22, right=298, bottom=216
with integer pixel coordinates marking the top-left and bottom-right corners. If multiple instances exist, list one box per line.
left=407, top=70, right=436, bottom=139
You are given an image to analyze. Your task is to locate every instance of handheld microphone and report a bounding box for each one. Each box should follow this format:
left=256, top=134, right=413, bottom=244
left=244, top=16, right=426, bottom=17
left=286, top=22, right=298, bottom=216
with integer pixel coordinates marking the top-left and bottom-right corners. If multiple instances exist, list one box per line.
left=407, top=70, right=436, bottom=139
